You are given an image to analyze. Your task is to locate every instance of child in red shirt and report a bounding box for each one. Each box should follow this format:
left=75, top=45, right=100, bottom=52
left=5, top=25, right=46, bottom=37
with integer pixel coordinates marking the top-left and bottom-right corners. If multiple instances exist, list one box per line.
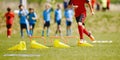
left=91, top=0, right=96, bottom=9
left=4, top=7, right=15, bottom=38
left=107, top=0, right=110, bottom=10
left=68, top=0, right=95, bottom=43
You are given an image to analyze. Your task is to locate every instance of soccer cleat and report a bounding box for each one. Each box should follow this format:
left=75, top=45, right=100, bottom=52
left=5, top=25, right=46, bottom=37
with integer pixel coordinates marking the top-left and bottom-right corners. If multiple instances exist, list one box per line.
left=89, top=35, right=95, bottom=41
left=78, top=39, right=87, bottom=44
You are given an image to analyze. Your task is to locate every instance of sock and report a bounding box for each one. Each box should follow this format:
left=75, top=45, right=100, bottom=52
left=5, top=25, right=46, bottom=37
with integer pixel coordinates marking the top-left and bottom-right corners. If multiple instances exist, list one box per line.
left=20, top=30, right=23, bottom=37
left=30, top=30, right=33, bottom=36
left=83, top=28, right=90, bottom=37
left=69, top=29, right=72, bottom=36
left=42, top=30, right=44, bottom=36
left=26, top=29, right=31, bottom=36
left=7, top=29, right=11, bottom=36
left=78, top=25, right=83, bottom=39
left=66, top=30, right=69, bottom=36
left=46, top=29, right=49, bottom=36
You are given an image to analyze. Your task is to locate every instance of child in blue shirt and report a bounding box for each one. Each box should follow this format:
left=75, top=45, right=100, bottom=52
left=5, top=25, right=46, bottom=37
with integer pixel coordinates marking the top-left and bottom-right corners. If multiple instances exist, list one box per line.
left=64, top=6, right=74, bottom=36
left=54, top=4, right=62, bottom=36
left=42, top=3, right=53, bottom=36
left=18, top=5, right=31, bottom=38
left=28, top=8, right=37, bottom=36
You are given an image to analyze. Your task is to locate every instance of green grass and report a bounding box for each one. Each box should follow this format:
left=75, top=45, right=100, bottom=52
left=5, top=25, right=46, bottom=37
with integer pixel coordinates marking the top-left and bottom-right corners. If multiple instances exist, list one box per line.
left=0, top=32, right=120, bottom=60
left=0, top=1, right=120, bottom=60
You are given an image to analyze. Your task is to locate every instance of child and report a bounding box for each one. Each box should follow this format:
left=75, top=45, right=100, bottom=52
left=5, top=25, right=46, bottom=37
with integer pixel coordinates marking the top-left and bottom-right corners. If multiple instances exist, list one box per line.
left=54, top=4, right=62, bottom=36
left=63, top=0, right=69, bottom=9
left=4, top=7, right=15, bottom=38
left=68, top=0, right=95, bottom=43
left=91, top=0, right=96, bottom=9
left=64, top=6, right=74, bottom=36
left=107, top=0, right=110, bottom=10
left=28, top=8, right=37, bottom=36
left=18, top=5, right=31, bottom=38
left=101, top=0, right=107, bottom=11
left=42, top=3, right=53, bottom=36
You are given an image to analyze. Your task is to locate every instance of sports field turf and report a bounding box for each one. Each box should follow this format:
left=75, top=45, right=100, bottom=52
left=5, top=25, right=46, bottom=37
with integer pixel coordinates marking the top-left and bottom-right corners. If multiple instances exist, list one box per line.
left=0, top=1, right=120, bottom=60
left=0, top=32, right=120, bottom=60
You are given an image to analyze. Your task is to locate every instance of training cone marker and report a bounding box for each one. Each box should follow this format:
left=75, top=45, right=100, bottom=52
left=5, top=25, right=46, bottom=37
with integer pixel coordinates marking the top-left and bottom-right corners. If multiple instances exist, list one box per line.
left=31, top=40, right=49, bottom=49
left=54, top=40, right=70, bottom=48
left=78, top=42, right=93, bottom=47
left=8, top=41, right=27, bottom=51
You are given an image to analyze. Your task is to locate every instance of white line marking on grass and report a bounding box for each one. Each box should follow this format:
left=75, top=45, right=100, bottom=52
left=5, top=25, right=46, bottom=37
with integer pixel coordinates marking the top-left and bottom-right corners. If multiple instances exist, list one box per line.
left=3, top=54, right=40, bottom=57
left=92, top=40, right=112, bottom=43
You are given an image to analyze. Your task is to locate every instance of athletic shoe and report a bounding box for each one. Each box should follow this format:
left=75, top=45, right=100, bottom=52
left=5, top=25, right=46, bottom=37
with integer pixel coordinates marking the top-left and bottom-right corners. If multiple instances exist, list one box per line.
left=89, top=35, right=95, bottom=41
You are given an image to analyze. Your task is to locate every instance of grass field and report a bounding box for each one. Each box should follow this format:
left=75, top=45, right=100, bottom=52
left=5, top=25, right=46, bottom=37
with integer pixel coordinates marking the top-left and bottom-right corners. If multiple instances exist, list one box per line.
left=0, top=11, right=120, bottom=60
left=0, top=1, right=120, bottom=60
left=0, top=32, right=120, bottom=60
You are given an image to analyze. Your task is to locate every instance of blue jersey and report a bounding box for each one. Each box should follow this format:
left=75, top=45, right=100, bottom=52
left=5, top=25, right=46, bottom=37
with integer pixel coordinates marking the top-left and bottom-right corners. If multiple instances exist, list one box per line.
left=18, top=9, right=29, bottom=24
left=64, top=9, right=74, bottom=22
left=43, top=8, right=52, bottom=22
left=55, top=9, right=62, bottom=22
left=28, top=12, right=37, bottom=24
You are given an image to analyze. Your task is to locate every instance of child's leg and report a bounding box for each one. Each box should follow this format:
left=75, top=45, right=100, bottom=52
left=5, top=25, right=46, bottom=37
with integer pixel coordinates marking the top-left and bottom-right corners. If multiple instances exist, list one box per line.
left=7, top=28, right=11, bottom=37
left=46, top=27, right=50, bottom=36
left=26, top=24, right=30, bottom=37
left=78, top=22, right=83, bottom=39
left=83, top=27, right=90, bottom=36
left=30, top=24, right=34, bottom=36
left=76, top=14, right=86, bottom=43
left=66, top=26, right=69, bottom=36
left=69, top=26, right=72, bottom=36
left=20, top=24, right=24, bottom=37
left=55, top=25, right=59, bottom=35
left=20, top=28, right=24, bottom=37
left=58, top=25, right=62, bottom=36
left=42, top=26, right=45, bottom=36
left=6, top=24, right=12, bottom=37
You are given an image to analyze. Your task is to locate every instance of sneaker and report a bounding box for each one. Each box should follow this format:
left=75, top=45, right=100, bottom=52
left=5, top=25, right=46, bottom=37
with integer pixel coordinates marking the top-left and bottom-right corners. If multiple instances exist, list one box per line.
left=8, top=36, right=11, bottom=38
left=78, top=39, right=87, bottom=44
left=89, top=35, right=95, bottom=41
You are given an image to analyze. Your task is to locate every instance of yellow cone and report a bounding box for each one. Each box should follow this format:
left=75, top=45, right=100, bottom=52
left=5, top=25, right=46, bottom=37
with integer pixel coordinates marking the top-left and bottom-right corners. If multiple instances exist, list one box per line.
left=8, top=41, right=27, bottom=51
left=54, top=40, right=70, bottom=48
left=78, top=42, right=93, bottom=47
left=31, top=40, right=49, bottom=49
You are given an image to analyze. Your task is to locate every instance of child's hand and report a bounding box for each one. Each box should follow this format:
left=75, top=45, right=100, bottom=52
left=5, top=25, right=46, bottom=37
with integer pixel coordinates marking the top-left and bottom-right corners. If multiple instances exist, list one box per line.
left=32, top=17, right=36, bottom=20
left=73, top=5, right=78, bottom=9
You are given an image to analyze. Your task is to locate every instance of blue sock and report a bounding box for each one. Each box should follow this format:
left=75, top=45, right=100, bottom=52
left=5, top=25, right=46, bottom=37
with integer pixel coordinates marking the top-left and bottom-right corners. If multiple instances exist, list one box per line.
left=69, top=29, right=72, bottom=36
left=20, top=30, right=23, bottom=37
left=26, top=29, right=31, bottom=36
left=67, top=30, right=69, bottom=36
left=30, top=30, right=33, bottom=36
left=46, top=29, right=49, bottom=36
left=42, top=30, right=44, bottom=36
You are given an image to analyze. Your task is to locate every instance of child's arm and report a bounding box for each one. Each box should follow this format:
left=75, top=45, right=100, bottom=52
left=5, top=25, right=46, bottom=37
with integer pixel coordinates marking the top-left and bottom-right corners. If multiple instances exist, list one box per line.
left=32, top=13, right=37, bottom=20
left=87, top=2, right=95, bottom=15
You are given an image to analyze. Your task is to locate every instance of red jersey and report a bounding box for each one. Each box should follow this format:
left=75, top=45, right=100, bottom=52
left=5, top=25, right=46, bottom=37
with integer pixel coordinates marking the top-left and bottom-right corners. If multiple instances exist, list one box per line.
left=91, top=0, right=96, bottom=8
left=5, top=12, right=14, bottom=24
left=69, top=0, right=90, bottom=17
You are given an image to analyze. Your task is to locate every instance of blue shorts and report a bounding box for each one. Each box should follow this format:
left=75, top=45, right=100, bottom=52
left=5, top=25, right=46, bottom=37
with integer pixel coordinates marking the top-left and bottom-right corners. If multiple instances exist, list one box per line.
left=44, top=21, right=50, bottom=28
left=29, top=23, right=35, bottom=29
left=20, top=24, right=27, bottom=29
left=66, top=21, right=72, bottom=26
left=56, top=20, right=61, bottom=25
